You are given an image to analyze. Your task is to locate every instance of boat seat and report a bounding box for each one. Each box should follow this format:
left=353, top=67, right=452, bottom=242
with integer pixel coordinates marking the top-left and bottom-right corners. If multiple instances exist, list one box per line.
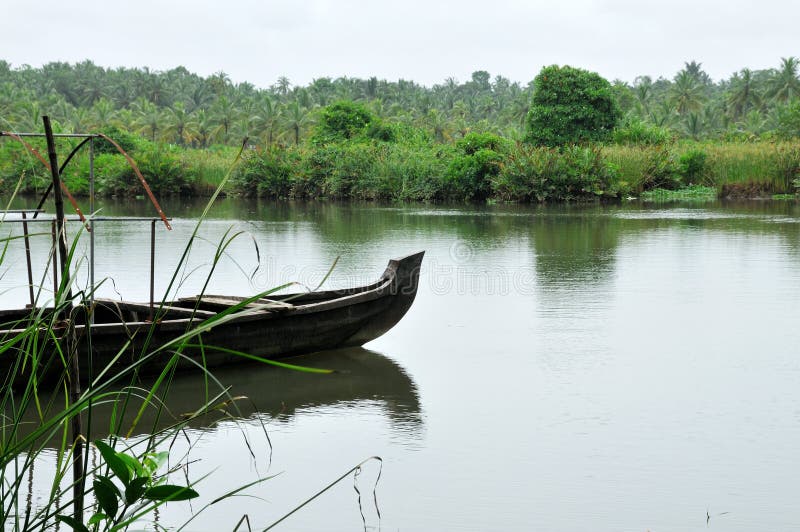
left=191, top=296, right=294, bottom=310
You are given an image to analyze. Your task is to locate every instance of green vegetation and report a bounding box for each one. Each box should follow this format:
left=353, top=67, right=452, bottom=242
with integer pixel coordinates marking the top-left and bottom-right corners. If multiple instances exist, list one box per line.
left=0, top=167, right=379, bottom=529
left=526, top=65, right=621, bottom=146
left=2, top=59, right=800, bottom=202
left=639, top=185, right=718, bottom=202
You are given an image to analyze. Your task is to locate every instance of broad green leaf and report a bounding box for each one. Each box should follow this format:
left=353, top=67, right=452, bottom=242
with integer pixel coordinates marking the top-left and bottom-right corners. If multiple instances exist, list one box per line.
left=88, top=513, right=108, bottom=526
left=117, top=452, right=147, bottom=479
left=95, top=440, right=131, bottom=486
left=125, top=477, right=150, bottom=505
left=143, top=451, right=169, bottom=475
left=94, top=477, right=120, bottom=519
left=56, top=515, right=90, bottom=532
left=144, top=484, right=199, bottom=501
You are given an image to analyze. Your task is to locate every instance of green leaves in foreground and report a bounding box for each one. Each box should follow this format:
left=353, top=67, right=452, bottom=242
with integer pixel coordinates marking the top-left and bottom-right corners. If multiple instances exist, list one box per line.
left=57, top=440, right=198, bottom=532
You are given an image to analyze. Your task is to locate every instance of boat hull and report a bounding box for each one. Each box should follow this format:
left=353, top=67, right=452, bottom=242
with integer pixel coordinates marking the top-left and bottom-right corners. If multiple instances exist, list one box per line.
left=1, top=252, right=424, bottom=386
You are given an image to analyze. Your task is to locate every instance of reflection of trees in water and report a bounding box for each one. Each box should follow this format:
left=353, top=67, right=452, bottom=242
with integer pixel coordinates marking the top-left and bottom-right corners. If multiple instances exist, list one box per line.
left=31, top=196, right=800, bottom=280
left=530, top=212, right=621, bottom=287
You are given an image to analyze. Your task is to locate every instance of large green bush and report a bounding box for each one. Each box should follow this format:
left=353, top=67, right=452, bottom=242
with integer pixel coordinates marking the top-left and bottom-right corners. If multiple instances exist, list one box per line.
left=233, top=148, right=300, bottom=198
left=312, top=101, right=376, bottom=144
left=526, top=65, right=621, bottom=146
left=444, top=133, right=508, bottom=200
left=98, top=145, right=195, bottom=196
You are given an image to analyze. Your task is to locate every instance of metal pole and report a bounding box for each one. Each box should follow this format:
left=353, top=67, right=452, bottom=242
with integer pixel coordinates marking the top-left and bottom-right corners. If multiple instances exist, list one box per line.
left=21, top=211, right=35, bottom=308
left=89, top=137, right=95, bottom=317
left=51, top=221, right=58, bottom=296
left=150, top=219, right=156, bottom=320
left=42, top=116, right=83, bottom=521
left=43, top=117, right=70, bottom=285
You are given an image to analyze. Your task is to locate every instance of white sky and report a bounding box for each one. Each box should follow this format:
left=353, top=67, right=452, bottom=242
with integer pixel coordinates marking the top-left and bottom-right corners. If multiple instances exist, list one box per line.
left=1, top=0, right=797, bottom=88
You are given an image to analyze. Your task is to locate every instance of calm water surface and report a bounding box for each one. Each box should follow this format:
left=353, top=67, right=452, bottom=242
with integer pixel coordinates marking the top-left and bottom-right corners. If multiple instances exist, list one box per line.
left=3, top=198, right=800, bottom=531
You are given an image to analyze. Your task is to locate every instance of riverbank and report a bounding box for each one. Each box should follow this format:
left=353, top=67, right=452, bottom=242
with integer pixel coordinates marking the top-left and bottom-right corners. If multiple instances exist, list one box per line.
left=1, top=131, right=798, bottom=203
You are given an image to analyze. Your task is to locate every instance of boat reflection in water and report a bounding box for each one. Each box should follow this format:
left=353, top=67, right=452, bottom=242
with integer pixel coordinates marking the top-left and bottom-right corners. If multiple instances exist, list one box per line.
left=19, top=347, right=422, bottom=444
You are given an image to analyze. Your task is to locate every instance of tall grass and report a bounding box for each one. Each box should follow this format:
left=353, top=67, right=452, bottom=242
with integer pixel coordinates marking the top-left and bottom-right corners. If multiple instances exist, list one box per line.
left=702, top=142, right=800, bottom=193
left=0, top=145, right=381, bottom=530
left=603, top=141, right=800, bottom=196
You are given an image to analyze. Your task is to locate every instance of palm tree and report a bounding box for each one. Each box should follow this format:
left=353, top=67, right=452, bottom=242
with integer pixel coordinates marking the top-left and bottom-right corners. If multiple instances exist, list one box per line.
left=12, top=100, right=43, bottom=132
left=670, top=71, right=706, bottom=114
left=210, top=95, right=239, bottom=143
left=251, top=94, right=282, bottom=146
left=682, top=60, right=712, bottom=85
left=90, top=97, right=117, bottom=129
left=681, top=112, right=705, bottom=139
left=737, top=110, right=768, bottom=136
left=424, top=109, right=451, bottom=142
left=194, top=109, right=215, bottom=148
left=132, top=99, right=164, bottom=141
left=163, top=102, right=198, bottom=145
left=309, top=77, right=335, bottom=106
left=207, top=71, right=231, bottom=97
left=274, top=76, right=291, bottom=97
left=727, top=69, right=761, bottom=120
left=649, top=100, right=678, bottom=128
left=282, top=100, right=313, bottom=145
left=767, top=57, right=800, bottom=104
left=633, top=76, right=653, bottom=117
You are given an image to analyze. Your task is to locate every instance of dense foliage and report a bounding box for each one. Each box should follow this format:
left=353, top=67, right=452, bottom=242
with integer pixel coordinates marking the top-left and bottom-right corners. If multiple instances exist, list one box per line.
left=1, top=59, right=800, bottom=201
left=526, top=65, right=621, bottom=146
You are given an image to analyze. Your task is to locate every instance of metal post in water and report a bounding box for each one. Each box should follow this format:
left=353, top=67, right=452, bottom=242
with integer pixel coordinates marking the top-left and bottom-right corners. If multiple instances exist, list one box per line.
left=150, top=219, right=156, bottom=320
left=51, top=221, right=58, bottom=296
left=43, top=118, right=70, bottom=281
left=21, top=211, right=35, bottom=308
left=89, top=137, right=95, bottom=314
left=43, top=116, right=83, bottom=521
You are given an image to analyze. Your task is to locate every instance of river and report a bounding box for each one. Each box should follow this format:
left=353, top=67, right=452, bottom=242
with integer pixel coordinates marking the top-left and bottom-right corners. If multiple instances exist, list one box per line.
left=2, top=198, right=800, bottom=531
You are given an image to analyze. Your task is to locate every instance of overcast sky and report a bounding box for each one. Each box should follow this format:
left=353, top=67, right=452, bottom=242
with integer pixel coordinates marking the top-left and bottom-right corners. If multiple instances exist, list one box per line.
left=1, top=0, right=797, bottom=88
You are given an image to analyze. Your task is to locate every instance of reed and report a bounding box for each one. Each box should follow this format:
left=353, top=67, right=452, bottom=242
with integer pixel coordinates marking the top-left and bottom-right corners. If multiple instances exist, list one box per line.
left=0, top=142, right=379, bottom=530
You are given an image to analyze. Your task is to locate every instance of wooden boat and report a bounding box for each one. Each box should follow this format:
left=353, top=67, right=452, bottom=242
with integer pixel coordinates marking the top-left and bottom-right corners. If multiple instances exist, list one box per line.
left=0, top=251, right=424, bottom=386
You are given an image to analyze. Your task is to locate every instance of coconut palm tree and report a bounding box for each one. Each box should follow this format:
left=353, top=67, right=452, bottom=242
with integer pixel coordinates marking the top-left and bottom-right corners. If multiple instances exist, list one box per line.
left=282, top=100, right=313, bottom=145
left=89, top=98, right=117, bottom=129
left=163, top=102, right=198, bottom=145
left=633, top=76, right=653, bottom=117
left=671, top=70, right=706, bottom=114
left=210, top=95, right=239, bottom=143
left=194, top=109, right=215, bottom=148
left=767, top=57, right=800, bottom=104
left=250, top=94, right=282, bottom=147
left=727, top=69, right=761, bottom=120
left=132, top=99, right=165, bottom=141
left=681, top=112, right=705, bottom=139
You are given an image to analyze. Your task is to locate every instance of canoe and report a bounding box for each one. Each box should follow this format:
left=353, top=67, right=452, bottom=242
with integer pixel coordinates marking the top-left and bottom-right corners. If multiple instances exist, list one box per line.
left=0, top=251, right=424, bottom=386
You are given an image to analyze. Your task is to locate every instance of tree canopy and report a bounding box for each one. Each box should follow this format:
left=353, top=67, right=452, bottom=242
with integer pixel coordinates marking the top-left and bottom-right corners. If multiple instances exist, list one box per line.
left=526, top=65, right=621, bottom=146
left=0, top=58, right=800, bottom=147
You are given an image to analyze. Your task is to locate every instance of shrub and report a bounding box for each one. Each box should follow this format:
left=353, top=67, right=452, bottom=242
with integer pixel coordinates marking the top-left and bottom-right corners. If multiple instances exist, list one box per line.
left=526, top=65, right=621, bottom=146
left=613, top=117, right=674, bottom=145
left=639, top=147, right=681, bottom=190
left=677, top=148, right=707, bottom=183
left=444, top=133, right=508, bottom=200
left=232, top=148, right=299, bottom=198
left=95, top=125, right=146, bottom=154
left=494, top=144, right=617, bottom=202
left=775, top=101, right=800, bottom=139
left=312, top=101, right=376, bottom=144
left=98, top=145, right=194, bottom=196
